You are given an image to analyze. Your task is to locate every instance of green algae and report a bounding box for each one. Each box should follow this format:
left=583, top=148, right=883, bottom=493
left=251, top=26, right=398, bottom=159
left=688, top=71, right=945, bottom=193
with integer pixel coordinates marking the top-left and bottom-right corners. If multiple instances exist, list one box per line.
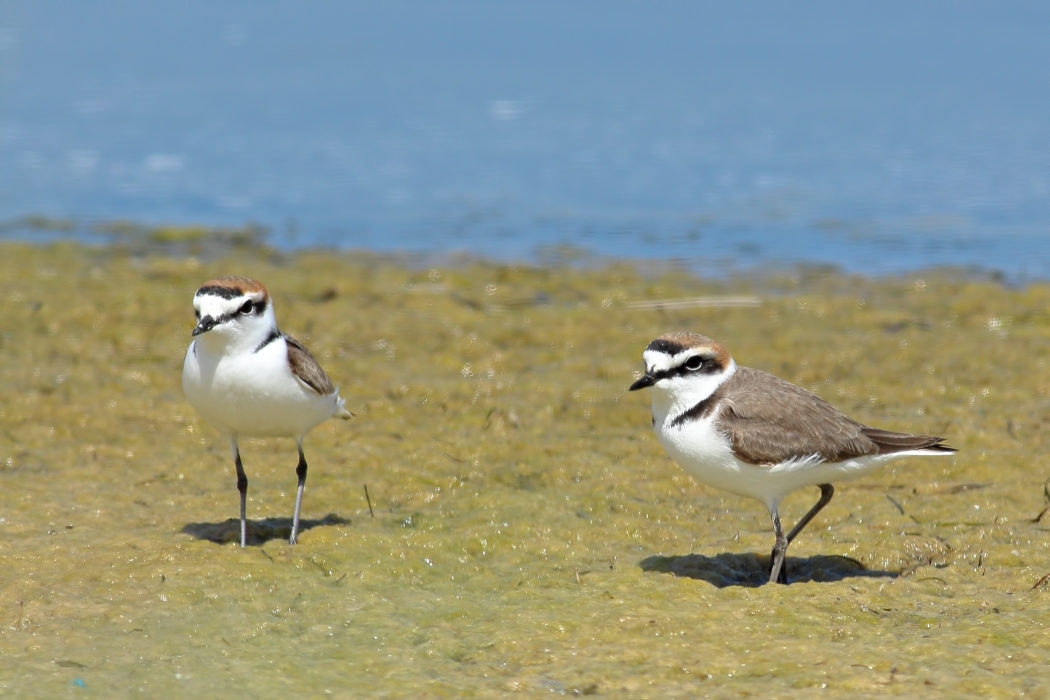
left=0, top=242, right=1048, bottom=697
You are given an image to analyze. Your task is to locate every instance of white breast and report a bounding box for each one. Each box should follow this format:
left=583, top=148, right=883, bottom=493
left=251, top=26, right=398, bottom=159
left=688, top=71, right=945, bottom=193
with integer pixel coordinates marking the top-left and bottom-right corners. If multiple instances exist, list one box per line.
left=654, top=408, right=764, bottom=500
left=182, top=338, right=341, bottom=438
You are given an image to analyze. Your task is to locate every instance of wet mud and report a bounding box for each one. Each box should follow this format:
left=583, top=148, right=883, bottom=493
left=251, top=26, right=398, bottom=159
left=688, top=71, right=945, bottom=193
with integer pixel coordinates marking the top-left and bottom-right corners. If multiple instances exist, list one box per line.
left=1, top=242, right=1048, bottom=697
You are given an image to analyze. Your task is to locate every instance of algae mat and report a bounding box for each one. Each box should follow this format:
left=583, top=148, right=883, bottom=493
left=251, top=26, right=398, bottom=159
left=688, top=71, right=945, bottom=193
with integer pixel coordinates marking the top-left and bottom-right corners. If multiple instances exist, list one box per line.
left=1, top=243, right=1048, bottom=698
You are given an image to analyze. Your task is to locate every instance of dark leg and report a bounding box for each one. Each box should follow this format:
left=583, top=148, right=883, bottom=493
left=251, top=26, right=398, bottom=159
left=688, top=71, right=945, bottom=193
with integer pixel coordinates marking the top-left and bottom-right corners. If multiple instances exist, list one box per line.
left=768, top=507, right=788, bottom=585
left=768, top=484, right=835, bottom=584
left=230, top=437, right=248, bottom=548
left=289, top=440, right=307, bottom=544
left=787, top=484, right=835, bottom=544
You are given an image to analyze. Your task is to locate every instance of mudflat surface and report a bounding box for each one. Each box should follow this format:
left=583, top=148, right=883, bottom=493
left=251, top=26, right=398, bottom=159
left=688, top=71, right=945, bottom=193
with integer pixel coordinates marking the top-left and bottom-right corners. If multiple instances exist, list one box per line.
left=1, top=243, right=1047, bottom=697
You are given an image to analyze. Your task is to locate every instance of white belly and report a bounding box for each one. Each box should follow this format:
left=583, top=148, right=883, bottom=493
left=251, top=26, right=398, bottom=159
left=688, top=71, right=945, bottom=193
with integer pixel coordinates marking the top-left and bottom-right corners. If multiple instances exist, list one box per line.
left=654, top=413, right=897, bottom=509
left=182, top=340, right=340, bottom=438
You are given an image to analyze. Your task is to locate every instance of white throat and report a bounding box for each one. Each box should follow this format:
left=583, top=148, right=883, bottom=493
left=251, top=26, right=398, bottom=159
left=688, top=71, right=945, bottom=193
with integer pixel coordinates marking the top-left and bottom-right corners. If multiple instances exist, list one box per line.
left=194, top=301, right=279, bottom=357
left=650, top=359, right=736, bottom=426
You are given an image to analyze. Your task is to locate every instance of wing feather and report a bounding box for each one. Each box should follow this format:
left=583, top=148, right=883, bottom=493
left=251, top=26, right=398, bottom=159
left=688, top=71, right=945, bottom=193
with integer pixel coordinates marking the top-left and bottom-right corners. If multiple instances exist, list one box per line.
left=716, top=367, right=950, bottom=465
left=284, top=333, right=336, bottom=396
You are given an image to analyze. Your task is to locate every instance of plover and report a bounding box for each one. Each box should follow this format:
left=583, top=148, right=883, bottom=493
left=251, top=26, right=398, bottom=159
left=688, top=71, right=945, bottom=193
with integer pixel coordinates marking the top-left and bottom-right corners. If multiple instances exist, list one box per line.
left=182, top=276, right=350, bottom=547
left=630, top=332, right=956, bottom=584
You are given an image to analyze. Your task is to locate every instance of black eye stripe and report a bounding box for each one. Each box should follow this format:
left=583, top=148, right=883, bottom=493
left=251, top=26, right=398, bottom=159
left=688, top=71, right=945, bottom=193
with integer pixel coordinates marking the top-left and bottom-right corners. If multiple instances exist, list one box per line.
left=649, top=356, right=721, bottom=381
left=648, top=368, right=675, bottom=382
left=195, top=298, right=264, bottom=322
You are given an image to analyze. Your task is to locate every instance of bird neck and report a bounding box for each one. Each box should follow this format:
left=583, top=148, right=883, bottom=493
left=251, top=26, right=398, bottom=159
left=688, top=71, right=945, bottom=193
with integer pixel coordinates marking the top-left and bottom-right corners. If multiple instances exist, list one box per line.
left=197, top=309, right=280, bottom=357
left=651, top=359, right=736, bottom=425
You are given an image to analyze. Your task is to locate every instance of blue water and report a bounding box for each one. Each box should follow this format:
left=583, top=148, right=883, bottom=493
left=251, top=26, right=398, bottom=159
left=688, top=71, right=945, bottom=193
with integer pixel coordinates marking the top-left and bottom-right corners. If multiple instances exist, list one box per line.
left=2, top=1, right=1050, bottom=276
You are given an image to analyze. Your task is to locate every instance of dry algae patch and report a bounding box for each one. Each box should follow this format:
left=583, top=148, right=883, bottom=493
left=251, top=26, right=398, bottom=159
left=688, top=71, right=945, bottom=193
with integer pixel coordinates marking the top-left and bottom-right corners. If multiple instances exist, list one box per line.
left=0, top=241, right=1048, bottom=698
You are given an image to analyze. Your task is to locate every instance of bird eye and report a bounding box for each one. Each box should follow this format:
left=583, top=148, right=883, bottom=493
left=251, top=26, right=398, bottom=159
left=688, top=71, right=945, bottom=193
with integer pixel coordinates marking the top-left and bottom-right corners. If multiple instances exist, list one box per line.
left=239, top=299, right=254, bottom=315
left=685, top=356, right=704, bottom=371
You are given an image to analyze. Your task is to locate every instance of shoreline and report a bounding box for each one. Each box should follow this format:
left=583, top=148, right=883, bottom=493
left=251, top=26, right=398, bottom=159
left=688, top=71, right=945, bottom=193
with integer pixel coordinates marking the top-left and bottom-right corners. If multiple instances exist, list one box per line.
left=0, top=222, right=1025, bottom=289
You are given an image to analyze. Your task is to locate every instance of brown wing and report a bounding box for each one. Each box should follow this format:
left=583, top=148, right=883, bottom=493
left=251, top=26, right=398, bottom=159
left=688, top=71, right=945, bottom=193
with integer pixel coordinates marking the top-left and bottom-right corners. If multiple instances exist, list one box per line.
left=717, top=367, right=899, bottom=465
left=284, top=333, right=336, bottom=396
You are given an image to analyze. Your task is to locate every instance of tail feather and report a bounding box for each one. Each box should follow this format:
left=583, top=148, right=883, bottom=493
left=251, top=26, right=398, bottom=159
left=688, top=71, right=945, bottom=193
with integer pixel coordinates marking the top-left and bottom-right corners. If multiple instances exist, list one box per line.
left=862, top=427, right=955, bottom=454
left=336, top=395, right=354, bottom=420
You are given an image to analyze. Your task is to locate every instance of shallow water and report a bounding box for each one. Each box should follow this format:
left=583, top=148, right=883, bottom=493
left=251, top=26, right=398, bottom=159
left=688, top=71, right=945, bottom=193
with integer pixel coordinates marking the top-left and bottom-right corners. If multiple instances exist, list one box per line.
left=4, top=3, right=1050, bottom=276
left=1, top=242, right=1048, bottom=697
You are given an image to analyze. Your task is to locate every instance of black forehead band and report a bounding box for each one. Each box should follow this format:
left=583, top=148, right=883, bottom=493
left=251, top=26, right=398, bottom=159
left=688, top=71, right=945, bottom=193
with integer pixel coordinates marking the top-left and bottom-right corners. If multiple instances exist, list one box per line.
left=195, top=285, right=245, bottom=300
left=646, top=338, right=688, bottom=355
left=646, top=338, right=717, bottom=361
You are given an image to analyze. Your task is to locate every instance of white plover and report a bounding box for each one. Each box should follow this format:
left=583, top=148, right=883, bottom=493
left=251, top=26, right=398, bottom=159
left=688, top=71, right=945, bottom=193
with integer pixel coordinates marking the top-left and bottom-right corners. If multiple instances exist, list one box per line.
left=631, top=332, right=956, bottom=584
left=182, top=276, right=350, bottom=547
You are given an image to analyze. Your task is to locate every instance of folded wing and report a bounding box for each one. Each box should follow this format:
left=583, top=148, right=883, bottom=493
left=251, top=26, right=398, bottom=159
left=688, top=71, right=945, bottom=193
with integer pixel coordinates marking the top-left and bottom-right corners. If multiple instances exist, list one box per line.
left=284, top=333, right=336, bottom=396
left=717, top=367, right=953, bottom=466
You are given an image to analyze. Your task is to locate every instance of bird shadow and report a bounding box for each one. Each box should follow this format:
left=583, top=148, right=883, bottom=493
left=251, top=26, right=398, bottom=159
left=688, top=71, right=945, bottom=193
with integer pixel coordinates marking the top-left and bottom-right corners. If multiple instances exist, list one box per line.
left=639, top=552, right=897, bottom=588
left=181, top=513, right=350, bottom=546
